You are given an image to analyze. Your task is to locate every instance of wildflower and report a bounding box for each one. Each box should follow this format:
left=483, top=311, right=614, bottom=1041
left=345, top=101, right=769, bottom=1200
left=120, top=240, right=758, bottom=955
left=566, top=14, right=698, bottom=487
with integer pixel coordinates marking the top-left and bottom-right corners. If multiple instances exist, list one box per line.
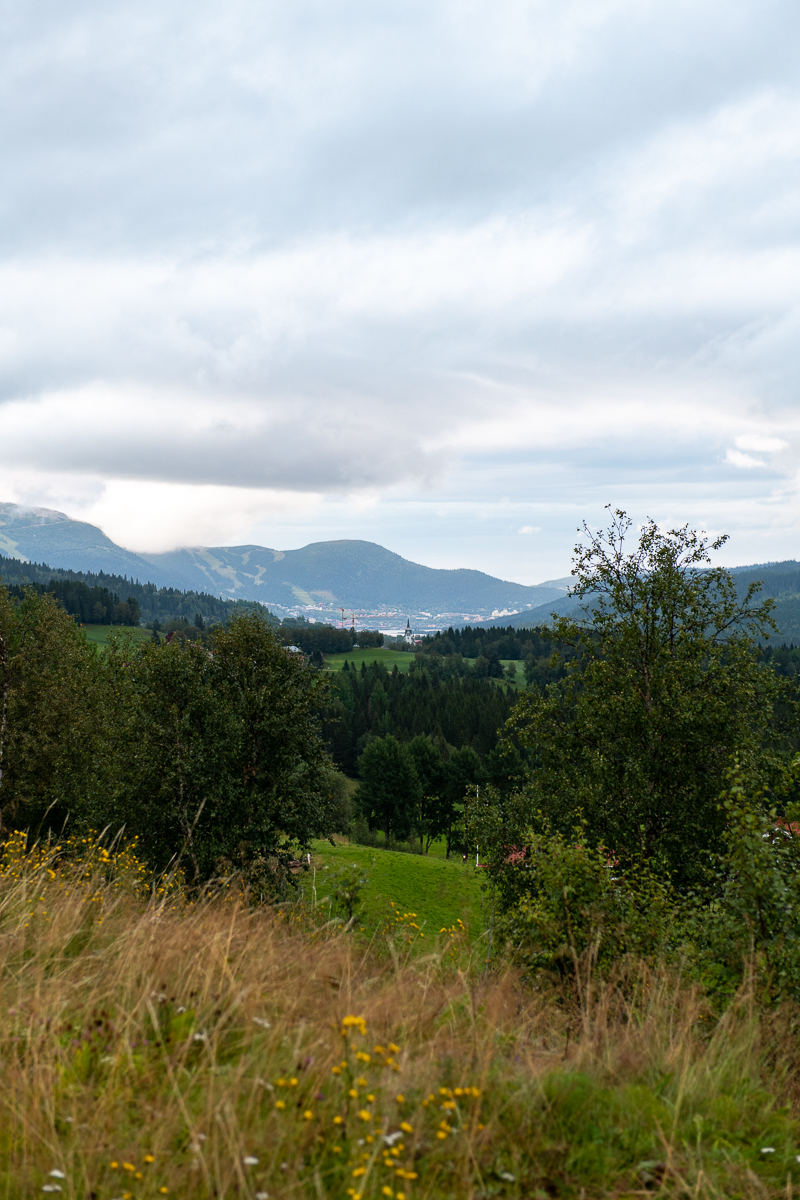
left=333, top=1146, right=342, bottom=1154
left=395, top=1094, right=404, bottom=1103
left=400, top=1122, right=413, bottom=1134
left=349, top=1088, right=359, bottom=1098
left=159, top=1190, right=169, bottom=1195
left=289, top=1077, right=298, bottom=1087
left=358, top=1110, right=372, bottom=1121
left=110, top=1163, right=119, bottom=1170
left=122, top=1164, right=135, bottom=1172
left=48, top=1172, right=66, bottom=1180
left=333, top=1116, right=344, bottom=1125
left=303, top=1111, right=314, bottom=1120
left=356, top=1051, right=371, bottom=1063
left=243, top=1156, right=259, bottom=1166
left=341, top=1015, right=367, bottom=1036
left=352, top=1168, right=367, bottom=1177
left=331, top=1066, right=342, bottom=1075
left=387, top=1043, right=399, bottom=1053
left=382, top=1189, right=394, bottom=1197
left=143, top=1155, right=155, bottom=1164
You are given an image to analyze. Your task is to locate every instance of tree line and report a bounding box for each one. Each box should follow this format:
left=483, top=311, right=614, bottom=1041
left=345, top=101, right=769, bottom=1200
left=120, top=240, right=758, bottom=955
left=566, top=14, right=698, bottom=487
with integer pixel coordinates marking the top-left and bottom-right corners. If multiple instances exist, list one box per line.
left=0, top=554, right=265, bottom=626
left=322, top=659, right=516, bottom=774
left=0, top=592, right=344, bottom=884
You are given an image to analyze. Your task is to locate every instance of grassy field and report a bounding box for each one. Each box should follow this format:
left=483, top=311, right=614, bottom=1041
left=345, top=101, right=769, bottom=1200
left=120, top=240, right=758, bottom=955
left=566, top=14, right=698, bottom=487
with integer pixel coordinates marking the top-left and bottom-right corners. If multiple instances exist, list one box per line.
left=80, top=623, right=154, bottom=649
left=324, top=647, right=416, bottom=673
left=306, top=839, right=488, bottom=940
left=3, top=832, right=800, bottom=1199
left=323, top=648, right=527, bottom=690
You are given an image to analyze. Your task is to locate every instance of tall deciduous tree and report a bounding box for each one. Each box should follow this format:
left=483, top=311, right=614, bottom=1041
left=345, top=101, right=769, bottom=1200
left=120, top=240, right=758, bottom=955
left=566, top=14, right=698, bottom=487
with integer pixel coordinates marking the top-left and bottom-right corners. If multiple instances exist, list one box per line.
left=356, top=735, right=421, bottom=842
left=408, top=735, right=447, bottom=852
left=0, top=585, right=99, bottom=833
left=101, top=610, right=338, bottom=882
left=494, top=511, right=790, bottom=885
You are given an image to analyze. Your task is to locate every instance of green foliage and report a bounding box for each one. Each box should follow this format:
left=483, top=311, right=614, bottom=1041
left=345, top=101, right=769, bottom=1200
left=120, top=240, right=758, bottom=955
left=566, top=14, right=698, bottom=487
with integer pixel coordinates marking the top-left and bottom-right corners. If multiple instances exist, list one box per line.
left=495, top=822, right=677, bottom=988
left=407, top=734, right=447, bottom=850
left=326, top=861, right=369, bottom=923
left=0, top=552, right=263, bottom=627
left=0, top=585, right=100, bottom=832
left=323, top=657, right=514, bottom=774
left=89, top=610, right=339, bottom=885
left=686, top=756, right=800, bottom=1004
left=278, top=622, right=356, bottom=655
left=502, top=510, right=791, bottom=885
left=356, top=735, right=421, bottom=841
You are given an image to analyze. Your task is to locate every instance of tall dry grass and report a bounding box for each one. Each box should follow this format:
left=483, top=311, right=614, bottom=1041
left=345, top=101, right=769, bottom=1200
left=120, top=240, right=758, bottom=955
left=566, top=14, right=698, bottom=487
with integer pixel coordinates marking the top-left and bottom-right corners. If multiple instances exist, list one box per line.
left=1, top=834, right=799, bottom=1199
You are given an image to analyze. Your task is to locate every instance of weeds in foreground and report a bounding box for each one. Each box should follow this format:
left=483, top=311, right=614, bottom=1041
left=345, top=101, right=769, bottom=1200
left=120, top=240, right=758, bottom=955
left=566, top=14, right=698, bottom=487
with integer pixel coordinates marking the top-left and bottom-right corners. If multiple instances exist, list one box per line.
left=1, top=834, right=800, bottom=1198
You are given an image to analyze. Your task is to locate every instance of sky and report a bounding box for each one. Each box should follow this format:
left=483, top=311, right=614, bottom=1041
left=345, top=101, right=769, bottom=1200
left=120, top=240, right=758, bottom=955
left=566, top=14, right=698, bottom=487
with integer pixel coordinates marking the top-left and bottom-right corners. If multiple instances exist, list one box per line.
left=1, top=0, right=799, bottom=584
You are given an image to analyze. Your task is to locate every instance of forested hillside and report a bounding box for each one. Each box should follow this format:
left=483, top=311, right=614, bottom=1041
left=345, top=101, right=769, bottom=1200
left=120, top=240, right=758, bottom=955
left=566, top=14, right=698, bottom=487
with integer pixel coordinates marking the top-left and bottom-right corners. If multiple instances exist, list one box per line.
left=322, top=658, right=516, bottom=775
left=0, top=553, right=270, bottom=626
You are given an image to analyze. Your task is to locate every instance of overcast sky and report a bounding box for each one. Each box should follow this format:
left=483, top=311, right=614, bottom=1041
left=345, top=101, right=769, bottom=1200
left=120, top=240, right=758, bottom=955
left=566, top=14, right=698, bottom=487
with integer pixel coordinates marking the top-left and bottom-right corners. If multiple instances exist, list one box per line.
left=1, top=0, right=799, bottom=582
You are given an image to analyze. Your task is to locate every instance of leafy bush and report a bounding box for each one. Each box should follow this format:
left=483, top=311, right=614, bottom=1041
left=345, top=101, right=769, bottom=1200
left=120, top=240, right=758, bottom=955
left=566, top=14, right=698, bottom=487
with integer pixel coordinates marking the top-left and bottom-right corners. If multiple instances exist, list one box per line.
left=497, top=823, right=677, bottom=992
left=685, top=757, right=800, bottom=1005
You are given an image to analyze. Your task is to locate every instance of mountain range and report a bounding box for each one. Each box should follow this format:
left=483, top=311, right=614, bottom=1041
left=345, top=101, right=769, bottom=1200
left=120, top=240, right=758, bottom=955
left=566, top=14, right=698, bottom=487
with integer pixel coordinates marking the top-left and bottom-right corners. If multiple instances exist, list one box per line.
left=0, top=502, right=568, bottom=624
left=2, top=502, right=799, bottom=638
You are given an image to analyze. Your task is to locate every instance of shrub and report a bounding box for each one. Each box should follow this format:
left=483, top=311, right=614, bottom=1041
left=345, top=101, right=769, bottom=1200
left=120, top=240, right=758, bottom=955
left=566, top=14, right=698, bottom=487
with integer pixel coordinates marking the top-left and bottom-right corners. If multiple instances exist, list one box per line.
left=685, top=756, right=800, bottom=1005
left=497, top=822, right=677, bottom=993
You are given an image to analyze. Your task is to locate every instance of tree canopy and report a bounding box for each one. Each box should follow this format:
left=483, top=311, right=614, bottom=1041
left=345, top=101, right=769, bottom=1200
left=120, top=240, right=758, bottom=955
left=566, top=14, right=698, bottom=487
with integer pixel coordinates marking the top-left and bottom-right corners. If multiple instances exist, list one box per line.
left=481, top=511, right=792, bottom=886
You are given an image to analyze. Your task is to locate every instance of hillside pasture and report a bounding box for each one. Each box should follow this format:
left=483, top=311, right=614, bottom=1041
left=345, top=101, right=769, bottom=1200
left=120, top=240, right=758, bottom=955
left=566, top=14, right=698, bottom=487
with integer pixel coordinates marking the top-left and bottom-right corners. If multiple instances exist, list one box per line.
left=324, top=647, right=415, bottom=673
left=80, top=623, right=154, bottom=649
left=306, top=840, right=487, bottom=940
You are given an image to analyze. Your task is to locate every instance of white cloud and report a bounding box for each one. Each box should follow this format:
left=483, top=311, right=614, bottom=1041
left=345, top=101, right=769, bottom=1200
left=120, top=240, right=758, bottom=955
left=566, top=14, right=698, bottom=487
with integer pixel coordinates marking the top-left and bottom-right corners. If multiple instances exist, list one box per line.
left=1, top=0, right=800, bottom=573
left=725, top=449, right=766, bottom=469
left=735, top=434, right=791, bottom=453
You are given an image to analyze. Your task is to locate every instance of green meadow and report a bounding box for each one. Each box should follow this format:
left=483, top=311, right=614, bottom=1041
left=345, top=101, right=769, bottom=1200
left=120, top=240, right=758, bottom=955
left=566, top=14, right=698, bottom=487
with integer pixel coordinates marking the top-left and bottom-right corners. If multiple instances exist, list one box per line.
left=306, top=839, right=488, bottom=939
left=323, top=646, right=416, bottom=672
left=323, top=646, right=527, bottom=688
left=80, top=623, right=154, bottom=649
